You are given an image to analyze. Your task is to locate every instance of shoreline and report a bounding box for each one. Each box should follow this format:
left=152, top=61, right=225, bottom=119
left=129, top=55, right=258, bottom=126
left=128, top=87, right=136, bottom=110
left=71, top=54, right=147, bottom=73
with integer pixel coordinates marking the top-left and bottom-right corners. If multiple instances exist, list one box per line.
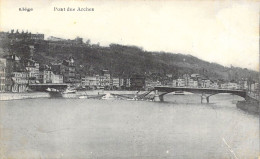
left=0, top=90, right=145, bottom=101
left=236, top=100, right=259, bottom=115
left=0, top=92, right=50, bottom=101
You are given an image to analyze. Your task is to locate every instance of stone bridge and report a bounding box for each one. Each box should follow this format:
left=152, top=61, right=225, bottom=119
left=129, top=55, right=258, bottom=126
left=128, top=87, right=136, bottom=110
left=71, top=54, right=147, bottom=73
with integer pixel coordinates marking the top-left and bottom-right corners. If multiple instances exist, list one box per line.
left=29, top=83, right=68, bottom=92
left=148, top=86, right=247, bottom=103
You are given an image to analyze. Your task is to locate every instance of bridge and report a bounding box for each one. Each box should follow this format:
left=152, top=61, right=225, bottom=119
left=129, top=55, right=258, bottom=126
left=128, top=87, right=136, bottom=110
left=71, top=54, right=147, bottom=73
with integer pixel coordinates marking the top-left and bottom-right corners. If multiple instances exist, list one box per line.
left=144, top=86, right=247, bottom=103
left=29, top=83, right=68, bottom=92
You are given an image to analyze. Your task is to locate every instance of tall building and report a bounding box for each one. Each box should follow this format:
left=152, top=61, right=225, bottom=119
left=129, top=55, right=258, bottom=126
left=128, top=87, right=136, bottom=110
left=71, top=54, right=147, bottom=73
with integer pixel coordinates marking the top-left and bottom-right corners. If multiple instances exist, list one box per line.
left=5, top=54, right=22, bottom=91
left=11, top=71, right=28, bottom=92
left=25, top=59, right=40, bottom=84
left=130, top=74, right=145, bottom=90
left=61, top=57, right=76, bottom=83
left=0, top=58, right=6, bottom=92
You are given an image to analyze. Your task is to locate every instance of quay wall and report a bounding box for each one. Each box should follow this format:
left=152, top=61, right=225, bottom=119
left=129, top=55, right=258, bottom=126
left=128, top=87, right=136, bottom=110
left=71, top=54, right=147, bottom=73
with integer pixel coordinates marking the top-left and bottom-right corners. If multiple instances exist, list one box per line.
left=0, top=90, right=145, bottom=101
left=0, top=92, right=50, bottom=101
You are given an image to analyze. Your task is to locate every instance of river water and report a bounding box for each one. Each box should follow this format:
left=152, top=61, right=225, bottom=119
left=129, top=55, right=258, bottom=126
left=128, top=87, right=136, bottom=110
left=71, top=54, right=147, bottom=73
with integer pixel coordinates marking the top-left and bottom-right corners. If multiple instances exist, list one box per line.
left=0, top=94, right=258, bottom=159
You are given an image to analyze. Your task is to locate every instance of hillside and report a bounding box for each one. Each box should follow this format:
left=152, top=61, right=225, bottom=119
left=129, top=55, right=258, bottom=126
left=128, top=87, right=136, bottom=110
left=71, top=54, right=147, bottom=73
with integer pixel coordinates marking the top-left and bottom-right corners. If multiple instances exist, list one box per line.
left=0, top=38, right=258, bottom=82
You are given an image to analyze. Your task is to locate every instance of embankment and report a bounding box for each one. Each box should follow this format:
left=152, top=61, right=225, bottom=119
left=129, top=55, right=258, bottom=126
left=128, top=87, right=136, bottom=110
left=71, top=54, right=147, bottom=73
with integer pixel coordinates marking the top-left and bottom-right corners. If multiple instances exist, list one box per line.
left=0, top=92, right=50, bottom=101
left=236, top=97, right=259, bottom=115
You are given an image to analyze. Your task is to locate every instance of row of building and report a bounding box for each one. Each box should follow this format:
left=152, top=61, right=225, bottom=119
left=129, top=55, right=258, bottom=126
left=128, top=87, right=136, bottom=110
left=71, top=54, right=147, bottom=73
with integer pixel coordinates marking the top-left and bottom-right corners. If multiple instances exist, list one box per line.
left=0, top=54, right=75, bottom=92
left=0, top=29, right=44, bottom=41
left=0, top=53, right=147, bottom=92
left=169, top=74, right=257, bottom=91
left=81, top=73, right=145, bottom=90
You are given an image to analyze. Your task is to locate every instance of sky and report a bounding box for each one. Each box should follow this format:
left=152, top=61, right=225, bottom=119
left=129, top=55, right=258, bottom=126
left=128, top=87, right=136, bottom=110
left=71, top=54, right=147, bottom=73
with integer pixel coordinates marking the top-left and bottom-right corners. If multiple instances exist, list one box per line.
left=0, top=0, right=259, bottom=71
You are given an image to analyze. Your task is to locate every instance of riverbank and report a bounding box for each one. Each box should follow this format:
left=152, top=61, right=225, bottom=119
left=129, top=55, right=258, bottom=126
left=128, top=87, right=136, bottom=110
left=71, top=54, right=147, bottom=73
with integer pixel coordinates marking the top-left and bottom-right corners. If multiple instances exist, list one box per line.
left=236, top=100, right=259, bottom=115
left=0, top=92, right=50, bottom=101
left=0, top=90, right=146, bottom=101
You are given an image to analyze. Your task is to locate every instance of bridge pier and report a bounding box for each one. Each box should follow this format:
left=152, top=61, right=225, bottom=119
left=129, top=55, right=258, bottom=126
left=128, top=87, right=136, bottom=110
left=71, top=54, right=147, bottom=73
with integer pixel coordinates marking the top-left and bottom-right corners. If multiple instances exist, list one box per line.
left=154, top=90, right=164, bottom=102
left=201, top=94, right=210, bottom=103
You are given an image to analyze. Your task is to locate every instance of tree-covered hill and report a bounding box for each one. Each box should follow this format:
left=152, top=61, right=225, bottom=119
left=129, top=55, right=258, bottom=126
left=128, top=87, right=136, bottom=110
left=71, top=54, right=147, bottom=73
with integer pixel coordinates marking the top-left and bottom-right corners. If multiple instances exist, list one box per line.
left=0, top=38, right=258, bottom=82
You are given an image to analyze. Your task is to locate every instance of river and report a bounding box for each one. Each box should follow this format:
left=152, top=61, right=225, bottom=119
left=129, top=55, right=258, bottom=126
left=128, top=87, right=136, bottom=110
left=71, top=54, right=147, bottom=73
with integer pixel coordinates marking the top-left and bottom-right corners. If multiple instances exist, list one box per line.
left=0, top=94, right=258, bottom=159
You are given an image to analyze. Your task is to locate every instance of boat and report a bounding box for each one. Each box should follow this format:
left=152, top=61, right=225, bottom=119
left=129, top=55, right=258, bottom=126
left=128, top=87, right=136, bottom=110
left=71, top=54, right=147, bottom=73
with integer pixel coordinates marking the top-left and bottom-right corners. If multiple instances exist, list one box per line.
left=63, top=88, right=77, bottom=94
left=79, top=94, right=105, bottom=99
left=46, top=88, right=63, bottom=98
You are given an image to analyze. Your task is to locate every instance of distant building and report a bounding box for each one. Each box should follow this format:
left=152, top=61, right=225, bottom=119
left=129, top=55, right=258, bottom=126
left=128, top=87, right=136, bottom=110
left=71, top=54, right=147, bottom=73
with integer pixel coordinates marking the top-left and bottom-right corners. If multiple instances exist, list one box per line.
left=25, top=59, right=40, bottom=84
left=188, top=78, right=198, bottom=88
left=47, top=36, right=83, bottom=45
left=221, top=82, right=239, bottom=90
left=227, top=82, right=239, bottom=90
left=51, top=72, right=63, bottom=84
left=177, top=78, right=185, bottom=87
left=5, top=55, right=23, bottom=91
left=2, top=30, right=44, bottom=41
left=238, top=80, right=248, bottom=90
left=112, top=78, right=120, bottom=88
left=98, top=70, right=111, bottom=87
left=172, top=79, right=177, bottom=87
left=191, top=74, right=200, bottom=79
left=201, top=79, right=210, bottom=88
left=43, top=70, right=52, bottom=83
left=61, top=57, right=76, bottom=83
left=0, top=58, right=6, bottom=92
left=210, top=82, right=219, bottom=89
left=47, top=36, right=66, bottom=42
left=130, top=75, right=145, bottom=90
left=81, top=76, right=98, bottom=88
left=39, top=64, right=63, bottom=84
left=183, top=74, right=190, bottom=86
left=11, top=71, right=28, bottom=92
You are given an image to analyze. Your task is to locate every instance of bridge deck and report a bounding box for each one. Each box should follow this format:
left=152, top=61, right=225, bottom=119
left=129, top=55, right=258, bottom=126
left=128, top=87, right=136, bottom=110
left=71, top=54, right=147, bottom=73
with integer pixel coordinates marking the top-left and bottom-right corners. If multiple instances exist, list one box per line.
left=154, top=86, right=247, bottom=98
left=29, top=83, right=68, bottom=92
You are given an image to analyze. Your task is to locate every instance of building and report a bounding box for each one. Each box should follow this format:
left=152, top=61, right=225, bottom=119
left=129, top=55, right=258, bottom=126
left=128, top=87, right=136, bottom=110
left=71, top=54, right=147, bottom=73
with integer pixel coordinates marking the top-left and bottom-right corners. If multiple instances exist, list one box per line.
left=3, top=30, right=44, bottom=41
left=177, top=78, right=185, bottom=87
left=51, top=72, right=63, bottom=84
left=47, top=36, right=83, bottom=45
left=98, top=70, right=111, bottom=87
left=227, top=82, right=239, bottom=90
left=0, top=58, right=6, bottom=92
left=183, top=74, right=190, bottom=86
left=221, top=83, right=228, bottom=89
left=221, top=82, right=239, bottom=90
left=191, top=74, right=200, bottom=79
left=172, top=79, right=177, bottom=87
left=47, top=36, right=66, bottom=42
left=112, top=78, right=120, bottom=88
left=201, top=79, right=211, bottom=88
left=11, top=71, right=28, bottom=92
left=5, top=55, right=23, bottom=91
left=42, top=69, right=52, bottom=83
left=188, top=78, right=198, bottom=88
left=238, top=80, right=248, bottom=90
left=39, top=65, right=63, bottom=84
left=130, top=75, right=145, bottom=90
left=81, top=76, right=98, bottom=88
left=61, top=57, right=76, bottom=83
left=25, top=59, right=40, bottom=84
left=210, top=82, right=219, bottom=89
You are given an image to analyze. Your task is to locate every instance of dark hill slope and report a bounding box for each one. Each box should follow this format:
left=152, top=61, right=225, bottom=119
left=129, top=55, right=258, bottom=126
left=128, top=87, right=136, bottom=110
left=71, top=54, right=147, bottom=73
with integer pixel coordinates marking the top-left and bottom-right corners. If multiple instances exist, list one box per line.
left=0, top=39, right=258, bottom=81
